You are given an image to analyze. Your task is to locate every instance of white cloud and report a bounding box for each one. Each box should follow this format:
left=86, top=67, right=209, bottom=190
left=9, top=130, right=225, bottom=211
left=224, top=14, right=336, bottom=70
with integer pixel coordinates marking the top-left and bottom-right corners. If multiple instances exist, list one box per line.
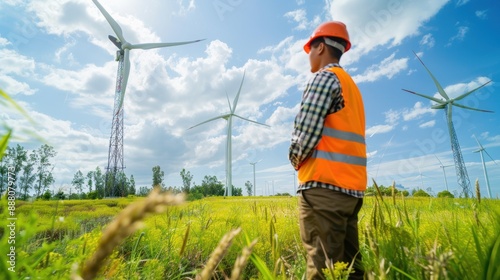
left=432, top=76, right=492, bottom=100
left=366, top=124, right=395, bottom=137
left=475, top=10, right=487, bottom=19
left=384, top=109, right=400, bottom=124
left=353, top=53, right=408, bottom=83
left=420, top=33, right=435, bottom=48
left=174, top=0, right=196, bottom=16
left=0, top=37, right=10, bottom=46
left=284, top=9, right=321, bottom=31
left=403, top=101, right=436, bottom=121
left=327, top=0, right=450, bottom=63
left=447, top=25, right=469, bottom=46
left=419, top=120, right=435, bottom=128
left=0, top=49, right=37, bottom=95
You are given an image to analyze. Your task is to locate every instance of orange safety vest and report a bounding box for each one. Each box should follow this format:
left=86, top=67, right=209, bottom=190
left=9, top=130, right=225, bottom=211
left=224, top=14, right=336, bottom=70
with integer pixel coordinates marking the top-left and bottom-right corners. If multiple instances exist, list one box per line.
left=298, top=66, right=367, bottom=191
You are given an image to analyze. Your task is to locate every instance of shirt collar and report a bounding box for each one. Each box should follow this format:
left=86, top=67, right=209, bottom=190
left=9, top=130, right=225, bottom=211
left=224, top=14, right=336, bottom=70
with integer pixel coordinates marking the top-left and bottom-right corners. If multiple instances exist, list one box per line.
left=321, top=62, right=340, bottom=70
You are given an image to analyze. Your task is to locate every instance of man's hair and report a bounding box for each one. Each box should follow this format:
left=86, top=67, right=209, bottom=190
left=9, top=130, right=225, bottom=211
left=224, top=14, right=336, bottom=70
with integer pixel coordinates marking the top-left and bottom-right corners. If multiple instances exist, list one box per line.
left=309, top=36, right=347, bottom=60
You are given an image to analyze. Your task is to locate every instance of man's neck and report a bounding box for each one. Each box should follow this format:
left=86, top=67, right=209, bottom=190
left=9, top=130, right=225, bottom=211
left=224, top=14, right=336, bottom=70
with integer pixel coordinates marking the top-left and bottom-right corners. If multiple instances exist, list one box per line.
left=319, top=57, right=339, bottom=69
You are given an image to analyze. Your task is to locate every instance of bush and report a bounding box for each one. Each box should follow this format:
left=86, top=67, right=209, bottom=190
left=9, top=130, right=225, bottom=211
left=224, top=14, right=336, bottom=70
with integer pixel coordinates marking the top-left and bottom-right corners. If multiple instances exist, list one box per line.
left=187, top=192, right=203, bottom=201
left=42, top=190, right=51, bottom=200
left=437, top=190, right=454, bottom=198
left=413, top=189, right=431, bottom=197
left=87, top=191, right=98, bottom=199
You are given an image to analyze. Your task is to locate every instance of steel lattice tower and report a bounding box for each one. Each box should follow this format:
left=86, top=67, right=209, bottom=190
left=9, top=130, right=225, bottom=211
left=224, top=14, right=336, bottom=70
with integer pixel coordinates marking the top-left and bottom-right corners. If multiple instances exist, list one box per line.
left=446, top=106, right=472, bottom=198
left=403, top=52, right=492, bottom=199
left=105, top=50, right=125, bottom=198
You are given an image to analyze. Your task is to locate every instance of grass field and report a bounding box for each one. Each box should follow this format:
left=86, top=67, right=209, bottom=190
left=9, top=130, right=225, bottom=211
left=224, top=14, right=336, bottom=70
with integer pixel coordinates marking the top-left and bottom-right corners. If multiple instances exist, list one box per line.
left=1, top=191, right=500, bottom=279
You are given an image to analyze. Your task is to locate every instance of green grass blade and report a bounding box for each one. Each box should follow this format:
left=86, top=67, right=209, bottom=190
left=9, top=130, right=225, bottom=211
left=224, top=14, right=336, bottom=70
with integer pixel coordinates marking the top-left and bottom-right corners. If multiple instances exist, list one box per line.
left=250, top=253, right=274, bottom=279
left=484, top=231, right=500, bottom=280
left=0, top=89, right=35, bottom=124
left=0, top=127, right=12, bottom=159
left=391, top=265, right=418, bottom=280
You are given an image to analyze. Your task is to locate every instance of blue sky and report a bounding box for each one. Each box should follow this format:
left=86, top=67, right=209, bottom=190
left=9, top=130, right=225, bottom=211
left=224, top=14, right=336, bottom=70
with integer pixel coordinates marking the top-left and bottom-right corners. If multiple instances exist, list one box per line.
left=1, top=0, right=499, bottom=197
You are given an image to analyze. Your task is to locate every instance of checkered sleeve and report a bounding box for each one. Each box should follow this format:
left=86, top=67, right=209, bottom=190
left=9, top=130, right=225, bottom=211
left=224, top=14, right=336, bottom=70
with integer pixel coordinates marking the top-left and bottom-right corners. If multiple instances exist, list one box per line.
left=289, top=69, right=344, bottom=170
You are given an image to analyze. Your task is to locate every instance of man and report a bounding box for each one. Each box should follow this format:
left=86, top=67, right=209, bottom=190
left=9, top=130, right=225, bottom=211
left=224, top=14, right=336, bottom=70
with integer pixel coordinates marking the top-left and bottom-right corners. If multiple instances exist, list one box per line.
left=289, top=21, right=367, bottom=280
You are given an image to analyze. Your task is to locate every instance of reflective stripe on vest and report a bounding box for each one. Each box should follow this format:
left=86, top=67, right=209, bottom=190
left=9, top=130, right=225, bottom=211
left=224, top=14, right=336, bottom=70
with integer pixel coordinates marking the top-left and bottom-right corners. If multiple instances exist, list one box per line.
left=298, top=66, right=367, bottom=191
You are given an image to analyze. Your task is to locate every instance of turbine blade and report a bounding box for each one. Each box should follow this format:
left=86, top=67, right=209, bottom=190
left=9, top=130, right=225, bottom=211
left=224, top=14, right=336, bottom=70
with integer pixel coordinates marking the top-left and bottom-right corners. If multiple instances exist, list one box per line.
left=108, top=35, right=122, bottom=49
left=452, top=102, right=494, bottom=113
left=116, top=50, right=130, bottom=115
left=484, top=149, right=499, bottom=166
left=402, top=89, right=445, bottom=104
left=434, top=154, right=444, bottom=166
left=232, top=71, right=246, bottom=113
left=453, top=80, right=492, bottom=101
left=233, top=114, right=270, bottom=127
left=472, top=134, right=484, bottom=153
left=413, top=51, right=450, bottom=100
left=92, top=0, right=126, bottom=44
left=188, top=115, right=226, bottom=130
left=472, top=134, right=484, bottom=150
left=474, top=134, right=500, bottom=165
left=129, top=39, right=205, bottom=50
left=226, top=90, right=232, bottom=112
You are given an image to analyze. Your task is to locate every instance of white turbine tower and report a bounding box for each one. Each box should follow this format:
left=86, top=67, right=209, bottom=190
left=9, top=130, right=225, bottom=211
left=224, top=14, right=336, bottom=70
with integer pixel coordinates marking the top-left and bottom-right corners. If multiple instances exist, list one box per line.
left=189, top=72, right=269, bottom=196
left=249, top=160, right=261, bottom=197
left=435, top=154, right=453, bottom=191
left=473, top=135, right=498, bottom=198
left=92, top=0, right=203, bottom=197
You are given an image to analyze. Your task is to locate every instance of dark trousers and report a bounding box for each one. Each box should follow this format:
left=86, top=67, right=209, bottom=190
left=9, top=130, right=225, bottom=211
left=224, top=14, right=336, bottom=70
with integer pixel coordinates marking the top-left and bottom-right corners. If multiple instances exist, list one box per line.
left=299, top=187, right=364, bottom=280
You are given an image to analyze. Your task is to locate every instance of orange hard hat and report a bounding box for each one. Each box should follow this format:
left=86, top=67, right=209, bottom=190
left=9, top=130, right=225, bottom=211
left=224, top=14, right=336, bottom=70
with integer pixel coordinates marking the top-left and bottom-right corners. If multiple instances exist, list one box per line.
left=303, top=21, right=351, bottom=54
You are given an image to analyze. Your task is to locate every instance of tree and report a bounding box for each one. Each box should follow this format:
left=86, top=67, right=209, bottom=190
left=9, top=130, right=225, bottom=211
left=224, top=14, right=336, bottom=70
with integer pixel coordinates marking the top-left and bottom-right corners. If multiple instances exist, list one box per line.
left=71, top=170, right=85, bottom=198
left=34, top=144, right=56, bottom=198
left=152, top=165, right=165, bottom=188
left=245, top=180, right=253, bottom=196
left=128, top=175, right=136, bottom=195
left=116, top=171, right=129, bottom=197
left=232, top=186, right=242, bottom=196
left=180, top=168, right=193, bottom=194
left=6, top=144, right=27, bottom=194
left=19, top=151, right=36, bottom=200
left=0, top=157, right=8, bottom=195
left=94, top=167, right=104, bottom=198
left=201, top=175, right=224, bottom=196
left=138, top=186, right=151, bottom=196
left=86, top=171, right=94, bottom=193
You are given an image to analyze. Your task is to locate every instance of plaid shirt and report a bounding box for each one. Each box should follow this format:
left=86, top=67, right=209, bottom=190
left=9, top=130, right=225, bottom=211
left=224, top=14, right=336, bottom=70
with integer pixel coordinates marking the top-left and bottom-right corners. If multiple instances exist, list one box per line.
left=289, top=63, right=364, bottom=198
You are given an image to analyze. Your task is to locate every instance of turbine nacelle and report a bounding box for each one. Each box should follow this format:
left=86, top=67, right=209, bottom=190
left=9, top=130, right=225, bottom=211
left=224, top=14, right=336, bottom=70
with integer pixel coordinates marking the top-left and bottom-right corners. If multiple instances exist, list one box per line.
left=431, top=103, right=447, bottom=109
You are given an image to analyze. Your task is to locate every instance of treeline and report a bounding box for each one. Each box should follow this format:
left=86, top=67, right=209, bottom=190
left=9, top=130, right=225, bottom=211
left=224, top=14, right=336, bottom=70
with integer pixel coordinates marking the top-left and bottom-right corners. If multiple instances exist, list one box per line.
left=365, top=183, right=455, bottom=198
left=0, top=144, right=255, bottom=201
left=0, top=144, right=56, bottom=200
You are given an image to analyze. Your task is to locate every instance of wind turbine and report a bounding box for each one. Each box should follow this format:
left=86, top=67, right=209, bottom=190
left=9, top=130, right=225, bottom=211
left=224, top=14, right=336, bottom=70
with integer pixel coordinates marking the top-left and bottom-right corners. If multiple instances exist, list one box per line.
left=402, top=52, right=493, bottom=198
left=249, top=160, right=261, bottom=197
left=434, top=154, right=453, bottom=191
left=473, top=135, right=498, bottom=198
left=189, top=72, right=269, bottom=196
left=92, top=0, right=203, bottom=197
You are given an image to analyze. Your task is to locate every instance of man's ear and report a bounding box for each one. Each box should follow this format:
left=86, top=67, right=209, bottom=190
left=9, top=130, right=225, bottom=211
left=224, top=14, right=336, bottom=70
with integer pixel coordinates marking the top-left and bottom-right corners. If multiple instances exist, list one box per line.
left=317, top=42, right=326, bottom=54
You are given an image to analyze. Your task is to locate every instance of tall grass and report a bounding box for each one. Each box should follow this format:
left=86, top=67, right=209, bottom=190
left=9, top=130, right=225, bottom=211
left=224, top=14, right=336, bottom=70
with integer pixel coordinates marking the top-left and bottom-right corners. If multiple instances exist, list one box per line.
left=1, top=190, right=499, bottom=279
